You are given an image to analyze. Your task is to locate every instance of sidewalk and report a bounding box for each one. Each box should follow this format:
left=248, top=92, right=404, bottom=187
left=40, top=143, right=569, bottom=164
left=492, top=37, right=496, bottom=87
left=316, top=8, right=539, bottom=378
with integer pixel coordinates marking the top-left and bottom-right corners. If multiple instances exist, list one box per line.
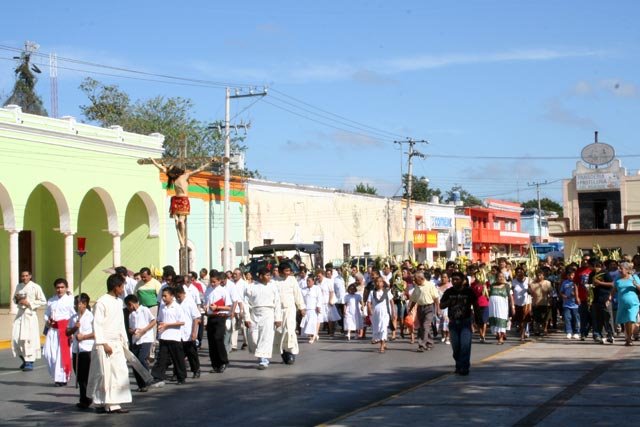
left=0, top=308, right=45, bottom=350
left=321, top=334, right=640, bottom=426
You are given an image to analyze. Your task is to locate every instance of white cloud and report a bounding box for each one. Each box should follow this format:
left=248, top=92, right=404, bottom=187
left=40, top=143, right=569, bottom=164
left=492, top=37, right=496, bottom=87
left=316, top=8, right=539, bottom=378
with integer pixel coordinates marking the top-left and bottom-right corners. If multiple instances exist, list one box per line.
left=192, top=47, right=604, bottom=84
left=542, top=99, right=596, bottom=129
left=572, top=80, right=593, bottom=96
left=599, top=78, right=638, bottom=97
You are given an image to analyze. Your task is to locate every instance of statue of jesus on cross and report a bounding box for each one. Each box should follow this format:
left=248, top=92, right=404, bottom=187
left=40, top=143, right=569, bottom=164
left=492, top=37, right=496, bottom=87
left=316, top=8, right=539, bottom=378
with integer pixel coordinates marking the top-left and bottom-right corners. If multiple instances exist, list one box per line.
left=147, top=157, right=218, bottom=248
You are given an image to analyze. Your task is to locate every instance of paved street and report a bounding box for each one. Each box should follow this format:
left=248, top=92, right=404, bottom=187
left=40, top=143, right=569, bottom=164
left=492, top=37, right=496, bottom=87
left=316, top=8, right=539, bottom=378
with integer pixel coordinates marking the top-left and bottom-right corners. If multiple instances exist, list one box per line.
left=0, top=332, right=513, bottom=427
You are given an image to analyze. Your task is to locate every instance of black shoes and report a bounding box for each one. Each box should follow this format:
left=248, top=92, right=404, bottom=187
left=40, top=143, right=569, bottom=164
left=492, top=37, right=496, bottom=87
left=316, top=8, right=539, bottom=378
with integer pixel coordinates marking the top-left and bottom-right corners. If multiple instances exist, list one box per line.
left=193, top=370, right=201, bottom=378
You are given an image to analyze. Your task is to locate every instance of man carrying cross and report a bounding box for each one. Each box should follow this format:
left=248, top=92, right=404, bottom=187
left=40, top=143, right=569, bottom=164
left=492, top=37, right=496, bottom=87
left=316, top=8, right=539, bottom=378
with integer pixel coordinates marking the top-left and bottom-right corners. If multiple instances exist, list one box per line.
left=149, top=157, right=217, bottom=248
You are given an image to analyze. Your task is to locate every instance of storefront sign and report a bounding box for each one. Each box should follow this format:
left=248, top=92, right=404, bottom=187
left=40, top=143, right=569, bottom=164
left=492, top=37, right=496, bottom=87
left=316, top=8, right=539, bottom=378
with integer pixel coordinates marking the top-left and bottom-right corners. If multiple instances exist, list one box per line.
left=463, top=228, right=472, bottom=249
left=430, top=216, right=452, bottom=229
left=413, top=230, right=438, bottom=248
left=576, top=172, right=620, bottom=191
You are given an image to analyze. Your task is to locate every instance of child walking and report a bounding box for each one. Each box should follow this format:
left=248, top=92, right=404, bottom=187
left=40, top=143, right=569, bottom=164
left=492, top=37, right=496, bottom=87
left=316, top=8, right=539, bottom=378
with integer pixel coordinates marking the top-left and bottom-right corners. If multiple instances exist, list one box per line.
left=343, top=284, right=363, bottom=340
left=67, top=293, right=94, bottom=409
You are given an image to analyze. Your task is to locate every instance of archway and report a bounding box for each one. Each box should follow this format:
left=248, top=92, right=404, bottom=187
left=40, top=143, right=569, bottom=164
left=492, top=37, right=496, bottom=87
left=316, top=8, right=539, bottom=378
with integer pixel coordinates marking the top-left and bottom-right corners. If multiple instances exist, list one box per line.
left=23, top=183, right=67, bottom=293
left=76, top=189, right=113, bottom=298
left=122, top=192, right=160, bottom=272
left=0, top=182, right=14, bottom=305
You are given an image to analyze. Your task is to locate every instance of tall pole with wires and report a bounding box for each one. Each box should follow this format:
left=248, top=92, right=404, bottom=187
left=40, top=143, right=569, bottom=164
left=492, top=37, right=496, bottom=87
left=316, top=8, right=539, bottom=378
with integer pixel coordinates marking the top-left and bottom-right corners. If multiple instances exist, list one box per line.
left=528, top=180, right=548, bottom=243
left=395, top=138, right=428, bottom=260
left=222, top=87, right=267, bottom=271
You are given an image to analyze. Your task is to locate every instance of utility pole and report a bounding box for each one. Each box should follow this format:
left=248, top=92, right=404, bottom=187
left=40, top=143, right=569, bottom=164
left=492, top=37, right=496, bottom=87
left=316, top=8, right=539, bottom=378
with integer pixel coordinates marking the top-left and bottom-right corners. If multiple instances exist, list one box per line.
left=394, top=138, right=428, bottom=260
left=222, top=87, right=267, bottom=271
left=527, top=180, right=548, bottom=243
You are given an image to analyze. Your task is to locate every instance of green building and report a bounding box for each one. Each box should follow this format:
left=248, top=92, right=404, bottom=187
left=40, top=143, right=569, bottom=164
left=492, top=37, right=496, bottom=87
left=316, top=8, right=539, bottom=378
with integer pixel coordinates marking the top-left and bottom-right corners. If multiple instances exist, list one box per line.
left=0, top=105, right=165, bottom=311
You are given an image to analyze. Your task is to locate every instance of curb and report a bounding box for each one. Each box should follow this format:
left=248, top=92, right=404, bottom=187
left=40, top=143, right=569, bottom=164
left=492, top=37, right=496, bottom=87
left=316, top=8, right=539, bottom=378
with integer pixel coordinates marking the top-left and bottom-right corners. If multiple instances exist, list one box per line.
left=317, top=341, right=530, bottom=427
left=0, top=336, right=46, bottom=351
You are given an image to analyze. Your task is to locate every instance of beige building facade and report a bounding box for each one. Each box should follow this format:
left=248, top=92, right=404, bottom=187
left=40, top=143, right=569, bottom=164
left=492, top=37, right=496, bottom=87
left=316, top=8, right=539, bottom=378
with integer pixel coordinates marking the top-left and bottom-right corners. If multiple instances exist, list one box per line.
left=550, top=143, right=640, bottom=256
left=244, top=180, right=460, bottom=266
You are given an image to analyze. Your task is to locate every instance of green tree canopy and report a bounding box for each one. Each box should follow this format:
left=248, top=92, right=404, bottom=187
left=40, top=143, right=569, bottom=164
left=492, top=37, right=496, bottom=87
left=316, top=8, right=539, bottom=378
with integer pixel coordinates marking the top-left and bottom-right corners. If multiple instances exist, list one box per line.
left=354, top=182, right=378, bottom=195
left=3, top=48, right=48, bottom=116
left=521, top=198, right=563, bottom=216
left=403, top=174, right=441, bottom=202
left=78, top=78, right=250, bottom=169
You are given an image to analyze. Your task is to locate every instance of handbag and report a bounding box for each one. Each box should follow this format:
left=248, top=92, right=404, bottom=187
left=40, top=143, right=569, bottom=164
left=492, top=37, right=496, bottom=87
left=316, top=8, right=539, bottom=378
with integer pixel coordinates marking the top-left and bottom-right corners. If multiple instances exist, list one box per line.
left=403, top=313, right=414, bottom=329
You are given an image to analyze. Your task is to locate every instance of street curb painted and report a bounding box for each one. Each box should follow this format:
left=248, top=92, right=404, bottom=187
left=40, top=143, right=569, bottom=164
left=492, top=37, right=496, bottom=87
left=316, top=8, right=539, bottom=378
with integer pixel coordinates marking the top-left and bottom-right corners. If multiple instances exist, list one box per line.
left=317, top=341, right=531, bottom=427
left=0, top=336, right=46, bottom=351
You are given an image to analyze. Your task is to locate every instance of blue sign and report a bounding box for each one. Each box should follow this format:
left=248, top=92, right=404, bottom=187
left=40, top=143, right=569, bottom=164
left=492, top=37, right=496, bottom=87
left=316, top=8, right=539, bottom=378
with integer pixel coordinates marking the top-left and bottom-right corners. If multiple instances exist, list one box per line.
left=431, top=216, right=452, bottom=229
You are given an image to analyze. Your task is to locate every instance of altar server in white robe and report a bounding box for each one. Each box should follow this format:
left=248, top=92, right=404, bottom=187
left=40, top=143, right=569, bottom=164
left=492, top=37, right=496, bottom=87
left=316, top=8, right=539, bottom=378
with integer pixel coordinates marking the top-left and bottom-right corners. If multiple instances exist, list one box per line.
left=12, top=271, right=47, bottom=371
left=87, top=274, right=132, bottom=414
left=244, top=268, right=282, bottom=370
left=273, top=263, right=306, bottom=365
left=43, top=278, right=76, bottom=385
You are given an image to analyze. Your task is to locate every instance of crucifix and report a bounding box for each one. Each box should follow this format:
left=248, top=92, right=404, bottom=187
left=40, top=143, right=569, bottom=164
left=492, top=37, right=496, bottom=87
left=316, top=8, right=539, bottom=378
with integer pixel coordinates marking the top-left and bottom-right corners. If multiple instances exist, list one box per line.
left=138, top=140, right=228, bottom=275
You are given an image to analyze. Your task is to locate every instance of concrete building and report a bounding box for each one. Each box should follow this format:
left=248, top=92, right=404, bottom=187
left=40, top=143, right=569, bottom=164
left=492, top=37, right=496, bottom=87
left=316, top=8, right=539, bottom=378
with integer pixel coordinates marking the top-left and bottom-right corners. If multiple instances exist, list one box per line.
left=520, top=208, right=551, bottom=243
left=550, top=137, right=640, bottom=256
left=466, top=199, right=530, bottom=262
left=245, top=180, right=460, bottom=266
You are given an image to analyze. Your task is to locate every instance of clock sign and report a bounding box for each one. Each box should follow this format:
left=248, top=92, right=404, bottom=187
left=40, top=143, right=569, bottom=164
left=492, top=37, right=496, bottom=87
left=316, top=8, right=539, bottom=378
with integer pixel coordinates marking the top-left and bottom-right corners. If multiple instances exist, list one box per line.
left=581, top=143, right=615, bottom=166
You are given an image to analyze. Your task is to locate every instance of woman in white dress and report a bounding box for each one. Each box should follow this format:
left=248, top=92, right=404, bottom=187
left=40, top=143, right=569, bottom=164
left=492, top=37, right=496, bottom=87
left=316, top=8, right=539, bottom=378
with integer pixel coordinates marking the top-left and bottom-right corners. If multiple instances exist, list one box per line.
left=343, top=284, right=363, bottom=340
left=367, top=277, right=394, bottom=353
left=300, top=276, right=323, bottom=343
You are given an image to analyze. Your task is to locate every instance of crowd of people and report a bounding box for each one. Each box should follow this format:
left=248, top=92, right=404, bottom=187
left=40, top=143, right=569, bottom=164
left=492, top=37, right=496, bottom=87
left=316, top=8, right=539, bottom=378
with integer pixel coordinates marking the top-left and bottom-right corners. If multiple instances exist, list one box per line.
left=9, top=252, right=640, bottom=414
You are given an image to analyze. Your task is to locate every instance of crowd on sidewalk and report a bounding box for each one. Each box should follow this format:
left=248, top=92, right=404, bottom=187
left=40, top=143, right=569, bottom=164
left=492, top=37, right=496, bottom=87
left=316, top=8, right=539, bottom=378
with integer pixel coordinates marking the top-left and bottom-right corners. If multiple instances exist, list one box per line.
left=9, top=251, right=640, bottom=414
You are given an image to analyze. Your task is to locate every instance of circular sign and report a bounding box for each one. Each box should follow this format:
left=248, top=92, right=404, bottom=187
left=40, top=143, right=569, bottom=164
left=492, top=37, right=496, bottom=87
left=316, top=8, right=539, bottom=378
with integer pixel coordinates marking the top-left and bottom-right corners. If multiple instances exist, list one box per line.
left=581, top=143, right=615, bottom=166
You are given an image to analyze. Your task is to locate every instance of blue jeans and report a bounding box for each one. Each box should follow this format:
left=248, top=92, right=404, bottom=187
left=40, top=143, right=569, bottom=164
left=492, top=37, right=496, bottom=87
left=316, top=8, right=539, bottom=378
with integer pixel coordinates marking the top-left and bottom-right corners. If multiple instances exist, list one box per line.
left=563, top=307, right=580, bottom=334
left=449, top=318, right=473, bottom=373
left=131, top=342, right=152, bottom=388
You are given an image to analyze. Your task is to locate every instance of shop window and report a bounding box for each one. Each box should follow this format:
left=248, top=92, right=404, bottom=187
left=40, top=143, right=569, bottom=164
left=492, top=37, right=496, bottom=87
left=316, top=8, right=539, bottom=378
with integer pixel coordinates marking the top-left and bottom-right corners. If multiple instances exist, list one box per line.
left=578, top=191, right=621, bottom=230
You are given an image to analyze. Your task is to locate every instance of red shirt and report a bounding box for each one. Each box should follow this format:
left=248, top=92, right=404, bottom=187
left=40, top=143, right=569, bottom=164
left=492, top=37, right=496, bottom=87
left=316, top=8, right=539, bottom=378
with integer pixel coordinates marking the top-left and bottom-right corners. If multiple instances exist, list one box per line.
left=470, top=280, right=489, bottom=307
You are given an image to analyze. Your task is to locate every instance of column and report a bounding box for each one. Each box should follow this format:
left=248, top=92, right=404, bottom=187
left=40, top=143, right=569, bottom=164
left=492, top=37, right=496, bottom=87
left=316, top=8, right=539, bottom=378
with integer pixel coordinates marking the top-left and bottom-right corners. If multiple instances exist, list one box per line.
left=112, top=233, right=122, bottom=267
left=64, top=232, right=74, bottom=291
left=9, top=230, right=19, bottom=314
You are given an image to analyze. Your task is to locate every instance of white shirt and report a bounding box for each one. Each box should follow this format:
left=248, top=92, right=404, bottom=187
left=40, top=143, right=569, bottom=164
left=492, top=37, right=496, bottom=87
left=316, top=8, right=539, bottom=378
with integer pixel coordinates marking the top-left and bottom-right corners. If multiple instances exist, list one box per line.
left=129, top=305, right=156, bottom=345
left=204, top=285, right=233, bottom=316
left=319, top=277, right=334, bottom=304
left=301, top=285, right=323, bottom=310
left=231, top=278, right=248, bottom=313
left=44, top=293, right=76, bottom=322
left=334, top=275, right=346, bottom=304
left=157, top=300, right=186, bottom=341
left=512, top=277, right=531, bottom=306
left=69, top=310, right=94, bottom=353
left=179, top=297, right=201, bottom=342
left=183, top=284, right=202, bottom=305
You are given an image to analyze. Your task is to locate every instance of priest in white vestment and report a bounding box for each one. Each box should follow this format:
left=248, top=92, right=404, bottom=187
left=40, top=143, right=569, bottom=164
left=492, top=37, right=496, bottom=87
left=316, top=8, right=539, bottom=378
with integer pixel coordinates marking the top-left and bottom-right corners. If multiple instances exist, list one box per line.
left=244, top=268, right=282, bottom=370
left=273, top=263, right=305, bottom=365
left=12, top=271, right=47, bottom=371
left=87, top=274, right=132, bottom=414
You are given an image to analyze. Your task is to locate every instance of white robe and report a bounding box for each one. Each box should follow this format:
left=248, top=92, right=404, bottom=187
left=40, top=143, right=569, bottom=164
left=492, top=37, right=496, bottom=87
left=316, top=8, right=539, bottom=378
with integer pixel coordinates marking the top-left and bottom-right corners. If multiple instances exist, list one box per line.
left=12, top=281, right=47, bottom=361
left=300, top=286, right=322, bottom=336
left=343, top=293, right=364, bottom=331
left=244, top=281, right=282, bottom=359
left=87, top=293, right=132, bottom=407
left=43, top=293, right=75, bottom=382
left=368, top=290, right=392, bottom=341
left=273, top=276, right=306, bottom=355
left=318, top=278, right=341, bottom=322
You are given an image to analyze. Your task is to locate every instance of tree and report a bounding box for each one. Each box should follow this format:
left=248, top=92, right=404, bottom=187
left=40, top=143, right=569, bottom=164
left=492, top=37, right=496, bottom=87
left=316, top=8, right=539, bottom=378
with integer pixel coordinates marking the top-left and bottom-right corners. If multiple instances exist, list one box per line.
left=354, top=182, right=378, bottom=195
left=521, top=198, right=563, bottom=216
left=403, top=174, right=441, bottom=202
left=444, top=185, right=482, bottom=207
left=78, top=78, right=249, bottom=167
left=3, top=46, right=48, bottom=116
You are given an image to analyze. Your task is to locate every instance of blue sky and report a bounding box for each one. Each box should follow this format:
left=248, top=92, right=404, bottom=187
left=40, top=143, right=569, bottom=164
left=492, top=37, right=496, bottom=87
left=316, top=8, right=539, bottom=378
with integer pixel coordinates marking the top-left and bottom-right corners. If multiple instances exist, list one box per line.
left=2, top=1, right=639, bottom=203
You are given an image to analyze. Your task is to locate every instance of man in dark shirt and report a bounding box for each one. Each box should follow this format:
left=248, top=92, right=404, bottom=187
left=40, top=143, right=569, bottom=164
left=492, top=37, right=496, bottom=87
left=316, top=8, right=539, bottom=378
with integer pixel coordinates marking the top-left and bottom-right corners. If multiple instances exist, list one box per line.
left=591, top=260, right=616, bottom=343
left=440, top=271, right=477, bottom=376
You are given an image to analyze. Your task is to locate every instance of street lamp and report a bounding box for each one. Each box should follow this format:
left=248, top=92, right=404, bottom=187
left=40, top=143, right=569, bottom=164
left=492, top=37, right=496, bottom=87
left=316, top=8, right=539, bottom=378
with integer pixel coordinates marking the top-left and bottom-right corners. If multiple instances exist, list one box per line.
left=76, top=237, right=87, bottom=295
